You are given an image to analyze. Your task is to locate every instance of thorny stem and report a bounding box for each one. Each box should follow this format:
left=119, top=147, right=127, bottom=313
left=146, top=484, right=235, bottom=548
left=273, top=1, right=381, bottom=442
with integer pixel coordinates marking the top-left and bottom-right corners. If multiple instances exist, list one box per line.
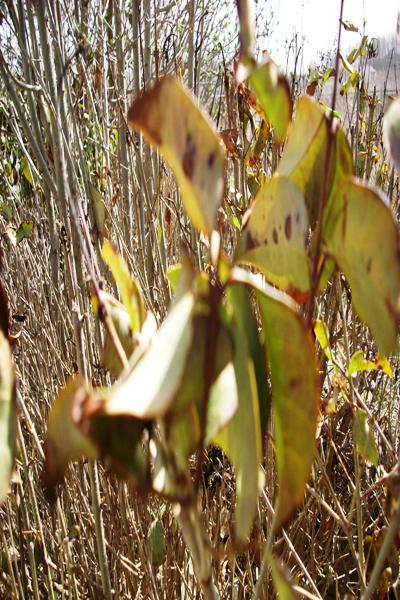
left=306, top=0, right=345, bottom=326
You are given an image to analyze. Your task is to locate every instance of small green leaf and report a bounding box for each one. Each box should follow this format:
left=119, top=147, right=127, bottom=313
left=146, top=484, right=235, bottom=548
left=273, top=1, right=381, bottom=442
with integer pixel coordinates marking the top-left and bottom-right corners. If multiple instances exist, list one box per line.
left=16, top=221, right=33, bottom=244
left=20, top=157, right=33, bottom=186
left=0, top=203, right=12, bottom=220
left=348, top=350, right=392, bottom=377
left=102, top=300, right=135, bottom=378
left=205, top=362, right=238, bottom=444
left=44, top=376, right=98, bottom=494
left=341, top=20, right=359, bottom=33
left=324, top=176, right=400, bottom=355
left=101, top=239, right=145, bottom=333
left=102, top=292, right=195, bottom=419
left=147, top=519, right=167, bottom=568
left=314, top=319, right=332, bottom=361
left=166, top=263, right=182, bottom=293
left=236, top=175, right=310, bottom=297
left=249, top=61, right=292, bottom=143
left=128, top=77, right=225, bottom=236
left=0, top=331, right=16, bottom=504
left=89, top=183, right=105, bottom=239
left=353, top=408, right=379, bottom=466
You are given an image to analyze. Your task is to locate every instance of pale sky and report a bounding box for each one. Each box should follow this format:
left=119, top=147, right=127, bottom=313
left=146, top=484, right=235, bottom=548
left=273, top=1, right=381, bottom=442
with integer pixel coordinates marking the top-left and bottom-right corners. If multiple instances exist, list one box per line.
left=264, top=0, right=399, bottom=67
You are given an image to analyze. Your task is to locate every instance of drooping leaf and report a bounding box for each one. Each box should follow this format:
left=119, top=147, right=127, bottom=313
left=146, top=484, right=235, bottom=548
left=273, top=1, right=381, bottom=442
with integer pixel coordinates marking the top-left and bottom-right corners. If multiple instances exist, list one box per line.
left=128, top=77, right=225, bottom=236
left=89, top=412, right=149, bottom=487
left=249, top=61, right=292, bottom=143
left=348, top=350, right=392, bottom=378
left=0, top=331, right=16, bottom=504
left=236, top=175, right=310, bottom=297
left=353, top=408, right=379, bottom=467
left=277, top=97, right=352, bottom=224
left=20, top=156, right=33, bottom=186
left=267, top=551, right=298, bottom=599
left=101, top=239, right=145, bottom=333
left=232, top=268, right=319, bottom=531
left=212, top=286, right=262, bottom=544
left=101, top=292, right=195, bottom=419
left=383, top=97, right=400, bottom=170
left=147, top=519, right=167, bottom=568
left=44, top=376, right=98, bottom=495
left=323, top=176, right=400, bottom=355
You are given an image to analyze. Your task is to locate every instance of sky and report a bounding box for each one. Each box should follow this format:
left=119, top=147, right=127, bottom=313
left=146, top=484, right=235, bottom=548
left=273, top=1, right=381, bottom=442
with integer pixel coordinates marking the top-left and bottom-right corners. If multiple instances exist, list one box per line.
left=264, top=0, right=399, bottom=67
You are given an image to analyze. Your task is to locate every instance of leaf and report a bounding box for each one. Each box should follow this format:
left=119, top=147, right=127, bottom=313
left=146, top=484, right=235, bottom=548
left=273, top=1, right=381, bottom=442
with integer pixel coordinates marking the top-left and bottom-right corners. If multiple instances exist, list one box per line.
left=314, top=319, right=332, bottom=361
left=147, top=519, right=167, bottom=568
left=249, top=61, right=292, bottom=143
left=89, top=183, right=105, bottom=240
left=383, top=97, right=400, bottom=170
left=267, top=551, right=298, bottom=599
left=323, top=176, right=400, bottom=355
left=213, top=300, right=262, bottom=543
left=16, top=221, right=33, bottom=244
left=277, top=97, right=352, bottom=224
left=102, top=301, right=135, bottom=377
left=101, top=239, right=145, bottom=333
left=353, top=408, right=379, bottom=467
left=102, top=292, right=195, bottom=419
left=89, top=413, right=149, bottom=487
left=0, top=203, right=12, bottom=220
left=232, top=268, right=319, bottom=530
left=348, top=350, right=392, bottom=377
left=236, top=175, right=311, bottom=297
left=44, top=376, right=98, bottom=495
left=128, top=77, right=225, bottom=236
left=0, top=331, right=16, bottom=504
left=166, top=263, right=182, bottom=293
left=205, top=363, right=238, bottom=444
left=341, top=20, right=359, bottom=33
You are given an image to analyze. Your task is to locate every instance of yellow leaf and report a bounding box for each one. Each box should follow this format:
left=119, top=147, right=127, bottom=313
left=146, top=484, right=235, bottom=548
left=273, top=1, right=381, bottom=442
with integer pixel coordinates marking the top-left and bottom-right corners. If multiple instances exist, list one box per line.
left=128, top=77, right=225, bottom=236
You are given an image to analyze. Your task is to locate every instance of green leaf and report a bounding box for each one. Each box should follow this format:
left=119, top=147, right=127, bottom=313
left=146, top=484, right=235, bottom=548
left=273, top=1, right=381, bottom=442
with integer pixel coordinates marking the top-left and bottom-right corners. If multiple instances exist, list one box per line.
left=212, top=286, right=262, bottom=543
left=236, top=175, right=311, bottom=297
left=128, top=77, right=225, bottom=236
left=16, top=221, right=33, bottom=244
left=20, top=156, right=33, bottom=186
left=267, top=551, right=298, bottom=599
left=249, top=61, right=292, bottom=143
left=101, top=239, right=145, bottom=333
left=383, top=97, right=400, bottom=170
left=232, top=268, right=319, bottom=530
left=147, top=519, right=167, bottom=568
left=0, top=331, right=16, bottom=504
left=44, top=376, right=98, bottom=494
left=348, top=350, right=392, bottom=377
left=166, top=263, right=182, bottom=293
left=205, top=363, right=238, bottom=444
left=102, top=292, right=195, bottom=419
left=314, top=319, right=332, bottom=361
left=0, top=203, right=12, bottom=220
left=323, top=176, right=400, bottom=355
left=341, top=20, right=359, bottom=33
left=353, top=408, right=379, bottom=467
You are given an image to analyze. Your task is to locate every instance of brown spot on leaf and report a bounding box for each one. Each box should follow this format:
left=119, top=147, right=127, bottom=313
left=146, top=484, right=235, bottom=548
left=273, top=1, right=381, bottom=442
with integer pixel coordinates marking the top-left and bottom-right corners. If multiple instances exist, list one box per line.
left=182, top=132, right=196, bottom=179
left=295, top=212, right=300, bottom=224
left=289, top=376, right=301, bottom=389
left=208, top=152, right=216, bottom=168
left=246, top=231, right=258, bottom=250
left=285, top=214, right=292, bottom=240
left=366, top=258, right=372, bottom=274
left=272, top=228, right=278, bottom=244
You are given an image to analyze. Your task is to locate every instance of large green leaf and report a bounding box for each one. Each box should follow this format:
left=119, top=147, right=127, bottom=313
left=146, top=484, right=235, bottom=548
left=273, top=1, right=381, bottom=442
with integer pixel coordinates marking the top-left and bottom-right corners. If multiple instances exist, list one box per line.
left=0, top=331, right=16, bottom=504
left=232, top=268, right=319, bottom=530
left=277, top=97, right=352, bottom=224
left=236, top=175, right=310, bottom=297
left=44, top=376, right=98, bottom=493
left=323, top=176, right=400, bottom=355
left=101, top=292, right=195, bottom=419
left=128, top=76, right=225, bottom=236
left=249, top=61, right=292, bottom=143
left=212, top=286, right=262, bottom=544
